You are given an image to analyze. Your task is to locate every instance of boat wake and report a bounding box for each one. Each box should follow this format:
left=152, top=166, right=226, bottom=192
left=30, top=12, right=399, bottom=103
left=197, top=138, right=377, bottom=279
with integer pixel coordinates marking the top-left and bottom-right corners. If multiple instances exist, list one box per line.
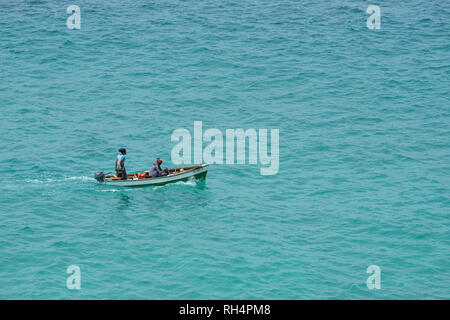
left=98, top=189, right=121, bottom=192
left=64, top=176, right=91, bottom=181
left=25, top=176, right=91, bottom=184
left=151, top=179, right=198, bottom=190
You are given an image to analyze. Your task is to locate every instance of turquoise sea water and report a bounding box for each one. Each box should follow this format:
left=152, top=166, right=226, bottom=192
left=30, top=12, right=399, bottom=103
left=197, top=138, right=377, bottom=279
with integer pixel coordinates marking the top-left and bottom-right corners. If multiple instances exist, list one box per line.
left=0, top=0, right=449, bottom=299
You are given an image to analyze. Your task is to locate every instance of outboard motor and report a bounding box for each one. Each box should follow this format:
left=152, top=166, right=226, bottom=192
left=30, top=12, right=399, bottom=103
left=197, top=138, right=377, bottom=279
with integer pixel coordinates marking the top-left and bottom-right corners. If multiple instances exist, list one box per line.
left=94, top=171, right=105, bottom=182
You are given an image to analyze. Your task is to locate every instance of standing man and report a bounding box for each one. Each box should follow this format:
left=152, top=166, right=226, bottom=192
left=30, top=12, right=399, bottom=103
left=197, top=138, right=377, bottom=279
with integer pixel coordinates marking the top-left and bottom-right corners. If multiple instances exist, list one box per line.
left=115, top=148, right=127, bottom=180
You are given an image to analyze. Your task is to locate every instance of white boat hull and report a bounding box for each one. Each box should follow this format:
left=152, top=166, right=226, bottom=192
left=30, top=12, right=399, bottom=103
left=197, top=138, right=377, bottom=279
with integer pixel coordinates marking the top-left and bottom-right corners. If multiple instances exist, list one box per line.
left=99, top=164, right=209, bottom=187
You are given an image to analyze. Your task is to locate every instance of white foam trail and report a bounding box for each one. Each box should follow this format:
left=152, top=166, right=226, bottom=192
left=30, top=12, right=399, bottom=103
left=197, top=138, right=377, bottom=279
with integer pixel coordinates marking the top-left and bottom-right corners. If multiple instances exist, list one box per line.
left=25, top=178, right=57, bottom=183
left=152, top=180, right=198, bottom=190
left=99, top=189, right=120, bottom=192
left=65, top=176, right=91, bottom=181
left=173, top=180, right=197, bottom=186
left=25, top=176, right=91, bottom=184
left=25, top=179, right=42, bottom=183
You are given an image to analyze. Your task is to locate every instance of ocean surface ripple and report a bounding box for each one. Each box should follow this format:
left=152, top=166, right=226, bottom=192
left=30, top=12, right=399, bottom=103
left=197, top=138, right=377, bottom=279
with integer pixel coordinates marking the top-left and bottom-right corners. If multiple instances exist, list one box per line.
left=0, top=0, right=449, bottom=299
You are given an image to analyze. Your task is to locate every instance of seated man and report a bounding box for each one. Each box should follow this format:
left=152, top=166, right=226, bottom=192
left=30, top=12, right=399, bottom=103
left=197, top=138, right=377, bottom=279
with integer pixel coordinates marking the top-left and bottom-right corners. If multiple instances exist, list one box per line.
left=149, top=158, right=169, bottom=177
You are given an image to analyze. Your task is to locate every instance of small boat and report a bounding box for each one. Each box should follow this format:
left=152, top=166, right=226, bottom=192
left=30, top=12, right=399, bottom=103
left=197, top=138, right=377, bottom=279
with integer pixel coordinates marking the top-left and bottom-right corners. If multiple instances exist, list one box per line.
left=94, top=164, right=209, bottom=187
